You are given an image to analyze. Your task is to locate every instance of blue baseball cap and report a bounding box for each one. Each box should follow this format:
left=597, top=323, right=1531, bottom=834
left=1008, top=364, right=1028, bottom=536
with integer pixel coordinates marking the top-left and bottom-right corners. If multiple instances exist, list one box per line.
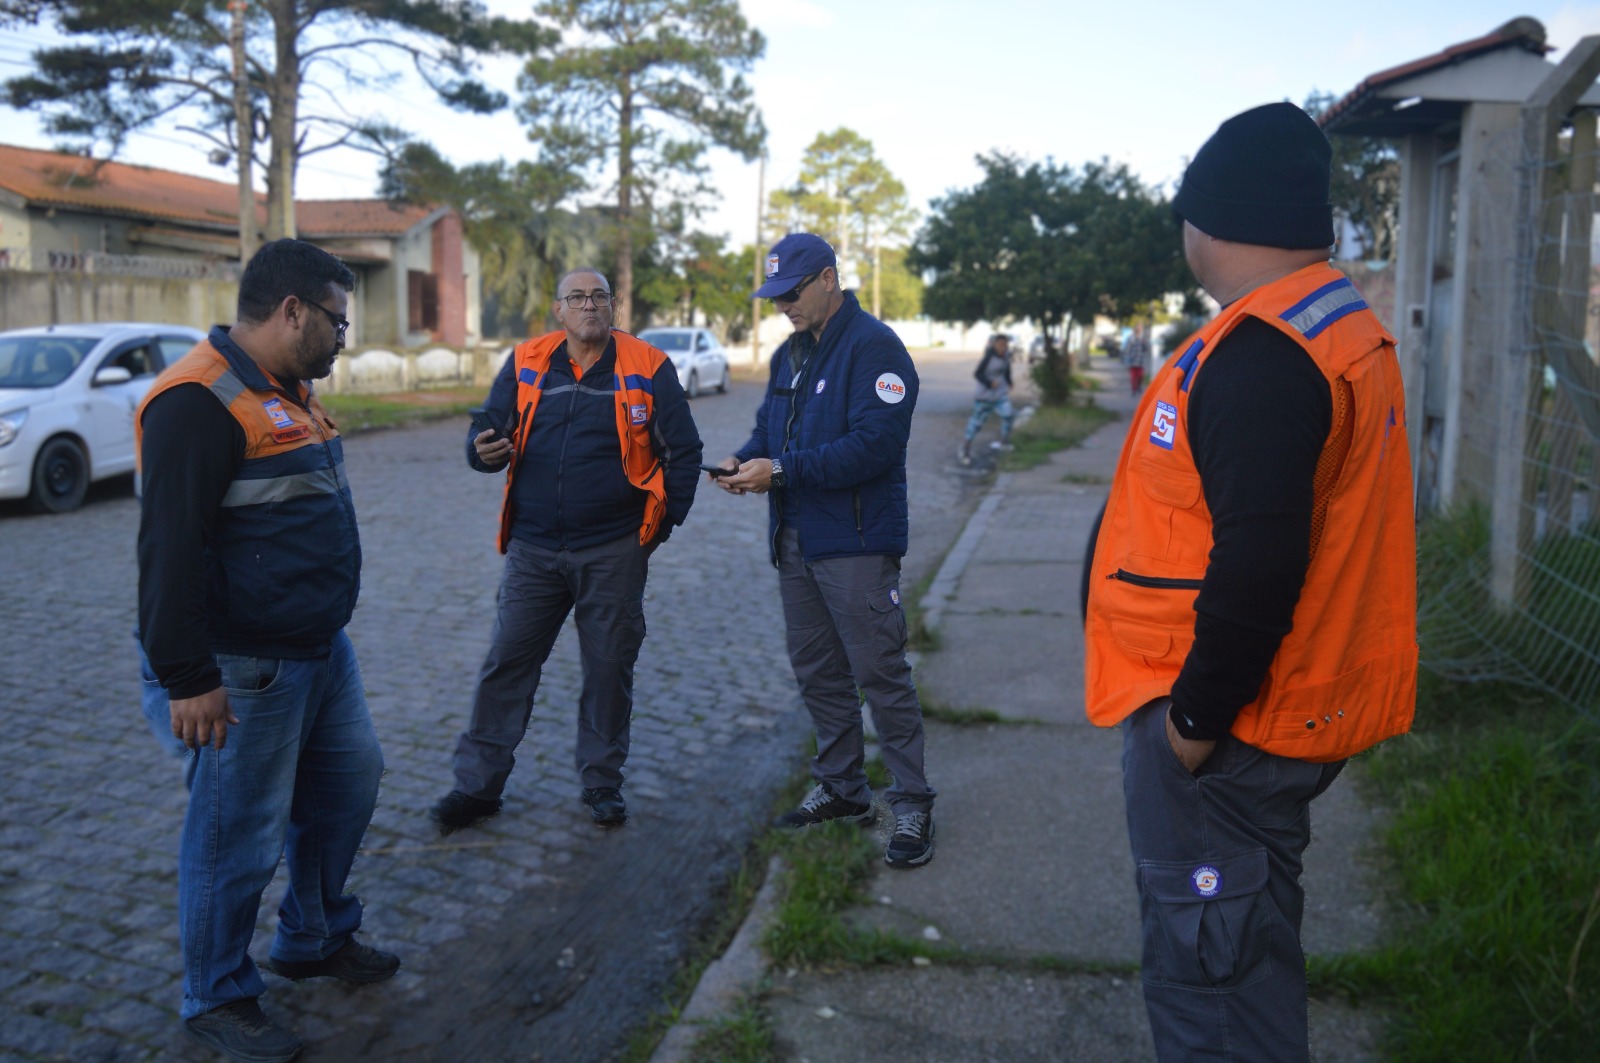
left=753, top=233, right=837, bottom=298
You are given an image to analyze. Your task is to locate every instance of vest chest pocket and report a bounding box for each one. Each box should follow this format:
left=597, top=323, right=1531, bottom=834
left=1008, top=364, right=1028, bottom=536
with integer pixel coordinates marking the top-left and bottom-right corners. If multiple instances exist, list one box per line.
left=1136, top=459, right=1202, bottom=509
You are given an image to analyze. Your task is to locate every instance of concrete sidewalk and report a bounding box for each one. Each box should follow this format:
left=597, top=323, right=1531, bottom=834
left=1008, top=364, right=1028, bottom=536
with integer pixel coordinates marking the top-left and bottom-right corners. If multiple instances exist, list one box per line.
left=661, top=361, right=1393, bottom=1062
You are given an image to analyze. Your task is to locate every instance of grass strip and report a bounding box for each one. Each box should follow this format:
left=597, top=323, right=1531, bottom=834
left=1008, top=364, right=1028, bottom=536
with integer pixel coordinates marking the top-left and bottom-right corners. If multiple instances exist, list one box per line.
left=684, top=994, right=777, bottom=1063
left=319, top=387, right=481, bottom=432
left=999, top=400, right=1117, bottom=472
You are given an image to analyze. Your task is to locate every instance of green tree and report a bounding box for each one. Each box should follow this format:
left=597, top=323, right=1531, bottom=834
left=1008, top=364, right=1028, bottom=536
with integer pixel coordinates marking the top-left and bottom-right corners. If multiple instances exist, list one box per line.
left=862, top=247, right=923, bottom=321
left=1306, top=91, right=1400, bottom=260
left=382, top=141, right=601, bottom=338
left=517, top=0, right=766, bottom=331
left=766, top=127, right=915, bottom=317
left=911, top=153, right=1188, bottom=402
left=4, top=0, right=543, bottom=249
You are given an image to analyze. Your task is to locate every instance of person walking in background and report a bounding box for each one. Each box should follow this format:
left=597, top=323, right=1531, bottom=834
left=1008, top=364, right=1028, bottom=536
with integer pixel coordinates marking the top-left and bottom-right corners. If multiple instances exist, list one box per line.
left=959, top=332, right=1015, bottom=465
left=1122, top=324, right=1151, bottom=394
left=430, top=267, right=701, bottom=834
left=1083, top=103, right=1416, bottom=1062
left=713, top=232, right=937, bottom=869
left=137, top=239, right=396, bottom=1063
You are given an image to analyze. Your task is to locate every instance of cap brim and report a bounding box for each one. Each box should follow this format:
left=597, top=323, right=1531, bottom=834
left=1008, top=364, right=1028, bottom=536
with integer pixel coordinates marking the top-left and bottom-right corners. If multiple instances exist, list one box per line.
left=753, top=275, right=803, bottom=299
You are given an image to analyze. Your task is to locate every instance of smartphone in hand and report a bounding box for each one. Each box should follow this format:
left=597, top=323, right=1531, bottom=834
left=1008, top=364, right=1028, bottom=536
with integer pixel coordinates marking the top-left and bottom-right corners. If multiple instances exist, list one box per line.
left=700, top=464, right=735, bottom=478
left=469, top=408, right=502, bottom=441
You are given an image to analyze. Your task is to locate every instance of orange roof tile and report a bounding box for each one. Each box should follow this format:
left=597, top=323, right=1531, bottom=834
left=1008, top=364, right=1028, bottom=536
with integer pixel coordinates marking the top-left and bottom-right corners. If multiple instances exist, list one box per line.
left=0, top=143, right=442, bottom=238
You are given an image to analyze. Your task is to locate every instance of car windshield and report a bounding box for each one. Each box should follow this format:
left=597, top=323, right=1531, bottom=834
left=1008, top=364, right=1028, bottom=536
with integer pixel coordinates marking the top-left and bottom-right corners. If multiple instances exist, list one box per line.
left=641, top=331, right=691, bottom=352
left=0, top=335, right=98, bottom=388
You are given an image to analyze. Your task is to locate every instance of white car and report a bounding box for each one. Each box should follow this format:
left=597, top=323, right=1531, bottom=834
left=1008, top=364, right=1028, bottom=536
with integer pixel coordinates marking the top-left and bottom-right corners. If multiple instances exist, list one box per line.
left=0, top=322, right=206, bottom=512
left=637, top=327, right=731, bottom=399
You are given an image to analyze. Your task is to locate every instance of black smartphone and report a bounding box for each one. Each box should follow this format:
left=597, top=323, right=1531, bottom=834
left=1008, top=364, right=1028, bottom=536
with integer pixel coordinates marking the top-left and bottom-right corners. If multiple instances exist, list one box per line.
left=469, top=408, right=502, bottom=442
left=700, top=464, right=735, bottom=477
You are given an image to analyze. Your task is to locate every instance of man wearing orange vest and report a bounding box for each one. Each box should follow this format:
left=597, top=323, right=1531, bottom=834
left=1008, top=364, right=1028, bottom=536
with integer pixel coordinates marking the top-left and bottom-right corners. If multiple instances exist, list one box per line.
left=1084, top=104, right=1416, bottom=1061
left=137, top=239, right=396, bottom=1063
left=430, top=267, right=702, bottom=833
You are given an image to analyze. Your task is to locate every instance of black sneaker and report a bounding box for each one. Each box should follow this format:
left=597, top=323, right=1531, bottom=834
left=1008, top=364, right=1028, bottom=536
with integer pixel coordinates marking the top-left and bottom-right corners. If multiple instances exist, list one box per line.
left=775, top=784, right=875, bottom=829
left=264, top=938, right=401, bottom=984
left=582, top=786, right=627, bottom=827
left=429, top=789, right=502, bottom=835
left=183, top=998, right=303, bottom=1063
left=884, top=809, right=935, bottom=868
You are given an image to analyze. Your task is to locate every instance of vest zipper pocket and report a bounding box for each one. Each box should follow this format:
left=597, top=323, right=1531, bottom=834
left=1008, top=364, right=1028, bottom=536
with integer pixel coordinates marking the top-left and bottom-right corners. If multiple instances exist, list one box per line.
left=853, top=488, right=864, bottom=544
left=1107, top=568, right=1203, bottom=590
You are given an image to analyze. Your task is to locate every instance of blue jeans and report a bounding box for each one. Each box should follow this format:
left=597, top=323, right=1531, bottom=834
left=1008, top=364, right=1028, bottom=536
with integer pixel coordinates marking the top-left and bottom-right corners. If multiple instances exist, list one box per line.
left=964, top=394, right=1014, bottom=442
left=144, top=631, right=384, bottom=1019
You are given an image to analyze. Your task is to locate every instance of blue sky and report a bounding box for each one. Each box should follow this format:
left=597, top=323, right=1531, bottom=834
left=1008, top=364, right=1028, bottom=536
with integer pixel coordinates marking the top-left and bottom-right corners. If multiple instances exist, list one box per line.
left=2, top=1, right=1597, bottom=247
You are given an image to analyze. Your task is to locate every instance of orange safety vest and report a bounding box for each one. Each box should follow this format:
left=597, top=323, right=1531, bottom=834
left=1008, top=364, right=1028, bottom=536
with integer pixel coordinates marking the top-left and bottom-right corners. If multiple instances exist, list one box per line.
left=1085, top=264, right=1417, bottom=762
left=497, top=329, right=669, bottom=553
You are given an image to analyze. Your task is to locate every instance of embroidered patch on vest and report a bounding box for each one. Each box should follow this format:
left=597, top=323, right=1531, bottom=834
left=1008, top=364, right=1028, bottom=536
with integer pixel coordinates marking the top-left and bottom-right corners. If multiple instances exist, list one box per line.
left=1149, top=400, right=1177, bottom=450
left=629, top=403, right=648, bottom=425
left=263, top=398, right=294, bottom=429
left=1190, top=865, right=1221, bottom=898
left=875, top=373, right=906, bottom=404
left=272, top=426, right=311, bottom=443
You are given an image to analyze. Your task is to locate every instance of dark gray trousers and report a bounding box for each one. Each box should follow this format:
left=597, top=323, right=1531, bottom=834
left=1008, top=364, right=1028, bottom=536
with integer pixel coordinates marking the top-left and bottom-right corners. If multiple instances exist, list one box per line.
left=1123, top=698, right=1345, bottom=1063
left=777, top=527, right=934, bottom=813
left=452, top=533, right=649, bottom=797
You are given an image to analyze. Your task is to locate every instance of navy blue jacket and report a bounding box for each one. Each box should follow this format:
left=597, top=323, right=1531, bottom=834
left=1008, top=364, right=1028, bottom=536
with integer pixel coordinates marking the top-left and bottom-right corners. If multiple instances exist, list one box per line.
left=736, top=292, right=917, bottom=563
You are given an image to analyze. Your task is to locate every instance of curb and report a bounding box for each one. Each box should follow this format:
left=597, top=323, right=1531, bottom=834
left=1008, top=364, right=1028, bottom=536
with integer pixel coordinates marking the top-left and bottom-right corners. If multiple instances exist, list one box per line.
left=648, top=854, right=787, bottom=1063
left=917, top=472, right=1010, bottom=635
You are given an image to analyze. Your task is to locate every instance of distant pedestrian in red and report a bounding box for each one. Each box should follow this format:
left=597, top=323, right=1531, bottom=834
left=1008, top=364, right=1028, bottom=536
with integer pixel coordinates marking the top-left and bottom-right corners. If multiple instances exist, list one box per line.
left=1122, top=326, right=1151, bottom=394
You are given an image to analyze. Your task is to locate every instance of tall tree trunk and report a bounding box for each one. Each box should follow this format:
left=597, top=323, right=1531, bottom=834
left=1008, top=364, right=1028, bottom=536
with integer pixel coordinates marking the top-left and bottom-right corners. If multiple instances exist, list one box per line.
left=614, top=82, right=634, bottom=331
left=264, top=0, right=298, bottom=240
left=230, top=0, right=256, bottom=262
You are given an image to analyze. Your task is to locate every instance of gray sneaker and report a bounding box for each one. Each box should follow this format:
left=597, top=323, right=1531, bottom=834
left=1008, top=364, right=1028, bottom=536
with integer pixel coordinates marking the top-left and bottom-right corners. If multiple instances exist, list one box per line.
left=184, top=998, right=303, bottom=1063
left=884, top=809, right=935, bottom=868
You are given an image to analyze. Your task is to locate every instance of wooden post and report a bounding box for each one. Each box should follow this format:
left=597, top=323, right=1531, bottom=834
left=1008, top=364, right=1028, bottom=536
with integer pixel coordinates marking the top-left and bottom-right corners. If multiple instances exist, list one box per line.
left=750, top=153, right=764, bottom=368
left=230, top=0, right=256, bottom=263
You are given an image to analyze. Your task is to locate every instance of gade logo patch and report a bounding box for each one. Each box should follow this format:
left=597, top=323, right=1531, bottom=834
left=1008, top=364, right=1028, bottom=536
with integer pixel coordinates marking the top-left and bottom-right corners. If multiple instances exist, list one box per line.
left=875, top=372, right=906, bottom=404
left=1149, top=400, right=1177, bottom=450
left=629, top=403, right=648, bottom=425
left=815, top=378, right=827, bottom=394
left=1190, top=865, right=1222, bottom=898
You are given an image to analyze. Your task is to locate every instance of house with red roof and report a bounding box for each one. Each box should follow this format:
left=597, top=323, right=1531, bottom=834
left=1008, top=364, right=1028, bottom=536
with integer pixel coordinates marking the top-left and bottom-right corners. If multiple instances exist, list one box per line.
left=0, top=143, right=479, bottom=347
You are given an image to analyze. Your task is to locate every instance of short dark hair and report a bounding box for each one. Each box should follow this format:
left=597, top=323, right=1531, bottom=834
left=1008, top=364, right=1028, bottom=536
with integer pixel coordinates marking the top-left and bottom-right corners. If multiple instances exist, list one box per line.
left=237, top=239, right=357, bottom=324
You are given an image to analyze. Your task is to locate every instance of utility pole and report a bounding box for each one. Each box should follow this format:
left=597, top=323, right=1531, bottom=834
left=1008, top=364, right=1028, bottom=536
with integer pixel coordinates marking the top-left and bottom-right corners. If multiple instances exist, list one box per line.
left=229, top=0, right=256, bottom=262
left=750, top=153, right=765, bottom=369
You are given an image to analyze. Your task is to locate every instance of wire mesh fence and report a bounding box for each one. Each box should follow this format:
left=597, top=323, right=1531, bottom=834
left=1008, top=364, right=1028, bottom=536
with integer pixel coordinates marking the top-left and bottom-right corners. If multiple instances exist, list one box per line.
left=1417, top=121, right=1600, bottom=717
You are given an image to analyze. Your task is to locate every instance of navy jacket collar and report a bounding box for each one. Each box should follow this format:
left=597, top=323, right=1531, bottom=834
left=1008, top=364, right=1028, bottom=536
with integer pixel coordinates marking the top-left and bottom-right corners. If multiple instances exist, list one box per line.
left=207, top=324, right=306, bottom=399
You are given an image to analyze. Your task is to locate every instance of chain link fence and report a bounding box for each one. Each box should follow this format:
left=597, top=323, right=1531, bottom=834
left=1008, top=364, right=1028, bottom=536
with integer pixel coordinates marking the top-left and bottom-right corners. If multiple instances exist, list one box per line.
left=1418, top=120, right=1600, bottom=717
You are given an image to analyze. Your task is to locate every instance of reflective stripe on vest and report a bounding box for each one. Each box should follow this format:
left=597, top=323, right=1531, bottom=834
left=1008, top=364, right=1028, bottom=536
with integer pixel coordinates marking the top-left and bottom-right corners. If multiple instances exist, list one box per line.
left=1084, top=263, right=1417, bottom=762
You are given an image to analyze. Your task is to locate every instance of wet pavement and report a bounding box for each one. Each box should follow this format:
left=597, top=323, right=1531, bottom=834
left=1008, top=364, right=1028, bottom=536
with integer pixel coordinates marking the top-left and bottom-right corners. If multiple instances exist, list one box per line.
left=0, top=349, right=985, bottom=1062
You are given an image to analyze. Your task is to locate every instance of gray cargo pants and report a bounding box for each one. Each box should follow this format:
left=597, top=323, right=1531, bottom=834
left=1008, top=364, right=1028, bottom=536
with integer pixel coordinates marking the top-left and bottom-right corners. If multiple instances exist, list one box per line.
left=777, top=527, right=934, bottom=813
left=452, top=532, right=649, bottom=797
left=1123, top=698, right=1345, bottom=1062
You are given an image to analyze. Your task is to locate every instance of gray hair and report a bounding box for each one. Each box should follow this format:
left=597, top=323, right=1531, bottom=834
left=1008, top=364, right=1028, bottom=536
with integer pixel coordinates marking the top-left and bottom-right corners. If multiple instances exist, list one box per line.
left=556, top=267, right=611, bottom=297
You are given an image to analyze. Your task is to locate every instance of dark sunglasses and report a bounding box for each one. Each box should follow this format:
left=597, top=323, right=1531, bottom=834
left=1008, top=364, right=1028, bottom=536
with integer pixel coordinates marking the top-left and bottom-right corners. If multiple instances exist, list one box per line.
left=770, top=272, right=820, bottom=305
left=305, top=299, right=350, bottom=339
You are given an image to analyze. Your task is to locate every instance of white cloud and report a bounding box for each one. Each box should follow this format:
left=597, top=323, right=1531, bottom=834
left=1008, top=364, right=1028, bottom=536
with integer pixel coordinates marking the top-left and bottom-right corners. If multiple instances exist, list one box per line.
left=740, top=0, right=837, bottom=30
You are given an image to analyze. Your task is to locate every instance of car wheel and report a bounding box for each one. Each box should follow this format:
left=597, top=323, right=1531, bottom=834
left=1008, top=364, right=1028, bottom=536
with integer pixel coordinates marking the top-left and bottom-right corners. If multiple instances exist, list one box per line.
left=29, top=436, right=89, bottom=513
left=686, top=369, right=699, bottom=399
left=716, top=366, right=730, bottom=393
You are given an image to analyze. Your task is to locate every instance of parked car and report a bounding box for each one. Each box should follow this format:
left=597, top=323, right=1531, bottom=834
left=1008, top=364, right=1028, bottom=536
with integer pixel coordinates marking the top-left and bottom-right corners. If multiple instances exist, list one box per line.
left=636, top=327, right=731, bottom=399
left=0, top=322, right=206, bottom=512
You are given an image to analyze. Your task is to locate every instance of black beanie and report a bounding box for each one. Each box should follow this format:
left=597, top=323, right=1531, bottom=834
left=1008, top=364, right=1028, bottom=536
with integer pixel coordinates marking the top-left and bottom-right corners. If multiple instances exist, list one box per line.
left=1173, top=102, right=1334, bottom=250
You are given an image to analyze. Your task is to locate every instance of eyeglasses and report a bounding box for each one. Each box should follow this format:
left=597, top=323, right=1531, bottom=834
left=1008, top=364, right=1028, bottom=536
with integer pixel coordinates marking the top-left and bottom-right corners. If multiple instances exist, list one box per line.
left=563, top=290, right=612, bottom=309
left=770, top=273, right=820, bottom=305
left=305, top=299, right=350, bottom=340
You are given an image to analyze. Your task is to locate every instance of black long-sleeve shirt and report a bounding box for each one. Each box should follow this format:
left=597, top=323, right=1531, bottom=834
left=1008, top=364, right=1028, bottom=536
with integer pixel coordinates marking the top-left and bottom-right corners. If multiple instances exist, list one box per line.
left=1167, top=316, right=1332, bottom=740
left=137, top=383, right=246, bottom=700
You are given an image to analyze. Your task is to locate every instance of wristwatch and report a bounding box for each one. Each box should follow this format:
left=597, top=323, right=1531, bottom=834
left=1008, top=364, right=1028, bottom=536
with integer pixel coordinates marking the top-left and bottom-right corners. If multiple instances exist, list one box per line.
left=770, top=457, right=787, bottom=488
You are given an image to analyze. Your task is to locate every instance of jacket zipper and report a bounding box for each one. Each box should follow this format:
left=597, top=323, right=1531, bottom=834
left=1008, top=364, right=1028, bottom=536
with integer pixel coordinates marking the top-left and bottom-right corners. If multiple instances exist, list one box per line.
left=853, top=488, right=865, bottom=545
left=1106, top=568, right=1204, bottom=590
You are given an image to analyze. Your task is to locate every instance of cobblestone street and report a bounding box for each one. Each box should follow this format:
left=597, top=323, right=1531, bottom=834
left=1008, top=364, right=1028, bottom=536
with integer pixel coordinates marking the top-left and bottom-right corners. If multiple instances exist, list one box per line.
left=0, top=350, right=984, bottom=1062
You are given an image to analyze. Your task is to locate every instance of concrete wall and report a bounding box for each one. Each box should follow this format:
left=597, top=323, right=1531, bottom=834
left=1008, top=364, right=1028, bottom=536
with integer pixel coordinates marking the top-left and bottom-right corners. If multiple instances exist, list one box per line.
left=0, top=269, right=235, bottom=331
left=325, top=343, right=509, bottom=396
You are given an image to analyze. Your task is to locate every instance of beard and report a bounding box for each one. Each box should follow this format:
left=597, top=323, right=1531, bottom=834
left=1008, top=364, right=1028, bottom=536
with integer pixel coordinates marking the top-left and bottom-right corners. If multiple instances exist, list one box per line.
left=292, top=330, right=340, bottom=380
